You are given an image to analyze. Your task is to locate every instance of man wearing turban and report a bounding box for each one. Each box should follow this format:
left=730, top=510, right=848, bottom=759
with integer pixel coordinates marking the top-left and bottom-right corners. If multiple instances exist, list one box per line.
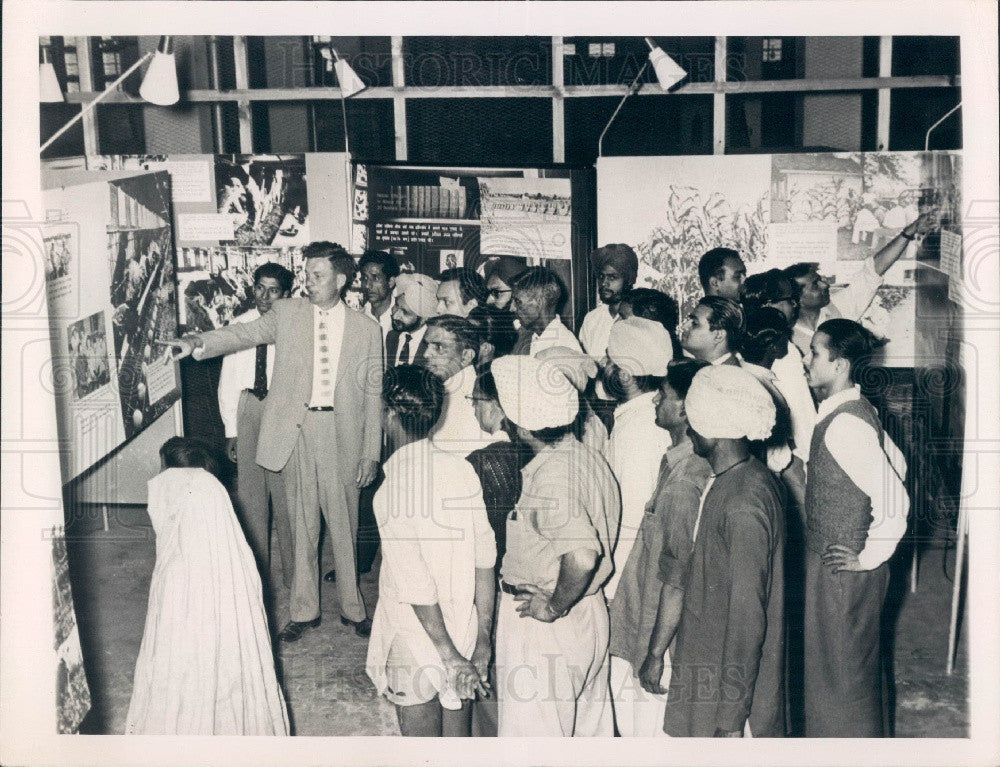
left=663, top=365, right=787, bottom=738
left=579, top=243, right=639, bottom=364
left=490, top=355, right=620, bottom=737
left=387, top=272, right=439, bottom=367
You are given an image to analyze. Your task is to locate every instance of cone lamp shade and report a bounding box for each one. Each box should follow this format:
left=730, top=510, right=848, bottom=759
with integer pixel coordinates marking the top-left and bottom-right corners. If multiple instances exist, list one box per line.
left=333, top=58, right=366, bottom=98
left=40, top=62, right=64, bottom=103
left=646, top=40, right=688, bottom=91
left=139, top=36, right=180, bottom=106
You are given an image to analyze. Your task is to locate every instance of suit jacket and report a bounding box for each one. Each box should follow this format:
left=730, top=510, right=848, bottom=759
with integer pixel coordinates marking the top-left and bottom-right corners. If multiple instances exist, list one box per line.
left=385, top=327, right=429, bottom=368
left=197, top=297, right=383, bottom=474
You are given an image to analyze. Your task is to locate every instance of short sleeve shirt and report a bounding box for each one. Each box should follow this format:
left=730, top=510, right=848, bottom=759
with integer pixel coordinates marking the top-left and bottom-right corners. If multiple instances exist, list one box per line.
left=500, top=435, right=621, bottom=595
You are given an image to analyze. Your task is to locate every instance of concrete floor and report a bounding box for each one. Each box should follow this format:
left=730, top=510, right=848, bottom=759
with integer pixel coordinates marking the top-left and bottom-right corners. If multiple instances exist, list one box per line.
left=68, top=505, right=967, bottom=737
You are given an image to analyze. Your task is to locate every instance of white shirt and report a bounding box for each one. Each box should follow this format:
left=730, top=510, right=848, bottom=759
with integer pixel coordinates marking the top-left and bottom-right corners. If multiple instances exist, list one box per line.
left=580, top=305, right=620, bottom=399
left=393, top=323, right=428, bottom=366
left=309, top=302, right=346, bottom=408
left=217, top=308, right=276, bottom=438
left=430, top=365, right=506, bottom=456
left=710, top=351, right=735, bottom=365
left=793, top=258, right=883, bottom=362
left=528, top=316, right=584, bottom=357
left=770, top=342, right=817, bottom=462
left=366, top=438, right=496, bottom=710
left=816, top=386, right=909, bottom=570
left=579, top=304, right=619, bottom=360
left=364, top=300, right=394, bottom=357
left=602, top=391, right=672, bottom=599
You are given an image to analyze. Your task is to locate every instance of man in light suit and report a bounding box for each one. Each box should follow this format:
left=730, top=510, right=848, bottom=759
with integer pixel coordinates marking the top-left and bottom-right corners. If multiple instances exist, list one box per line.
left=170, top=242, right=383, bottom=641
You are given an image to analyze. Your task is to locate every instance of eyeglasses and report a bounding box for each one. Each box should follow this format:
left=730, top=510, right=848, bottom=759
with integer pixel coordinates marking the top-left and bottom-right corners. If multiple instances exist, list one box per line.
left=488, top=288, right=512, bottom=298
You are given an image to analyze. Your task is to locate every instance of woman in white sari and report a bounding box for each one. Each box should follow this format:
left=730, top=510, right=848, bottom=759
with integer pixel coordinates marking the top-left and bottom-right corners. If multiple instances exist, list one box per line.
left=125, top=437, right=289, bottom=735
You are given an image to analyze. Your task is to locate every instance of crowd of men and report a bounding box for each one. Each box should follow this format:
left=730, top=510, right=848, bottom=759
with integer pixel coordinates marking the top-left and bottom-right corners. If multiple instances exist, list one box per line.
left=168, top=212, right=926, bottom=737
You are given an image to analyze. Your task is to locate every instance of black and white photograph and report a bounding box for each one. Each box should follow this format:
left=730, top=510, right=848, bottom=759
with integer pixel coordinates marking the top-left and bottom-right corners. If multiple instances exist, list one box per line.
left=5, top=8, right=999, bottom=767
left=215, top=155, right=310, bottom=247
left=44, top=231, right=72, bottom=282
left=65, top=312, right=111, bottom=401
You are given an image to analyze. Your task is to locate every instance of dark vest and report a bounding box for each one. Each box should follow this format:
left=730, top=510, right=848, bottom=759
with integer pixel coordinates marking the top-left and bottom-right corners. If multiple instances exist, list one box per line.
left=804, top=395, right=884, bottom=555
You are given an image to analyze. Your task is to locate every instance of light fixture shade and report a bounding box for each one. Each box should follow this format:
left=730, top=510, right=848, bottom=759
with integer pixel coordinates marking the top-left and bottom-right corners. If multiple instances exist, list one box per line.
left=40, top=62, right=64, bottom=103
left=648, top=47, right=687, bottom=91
left=333, top=58, right=366, bottom=98
left=139, top=39, right=179, bottom=106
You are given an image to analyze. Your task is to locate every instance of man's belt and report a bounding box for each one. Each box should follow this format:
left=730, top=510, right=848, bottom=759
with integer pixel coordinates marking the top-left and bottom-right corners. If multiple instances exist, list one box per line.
left=307, top=405, right=335, bottom=412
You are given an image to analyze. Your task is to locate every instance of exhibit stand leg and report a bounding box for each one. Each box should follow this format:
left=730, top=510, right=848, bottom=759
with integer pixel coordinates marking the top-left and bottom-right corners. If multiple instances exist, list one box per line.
left=945, top=501, right=968, bottom=674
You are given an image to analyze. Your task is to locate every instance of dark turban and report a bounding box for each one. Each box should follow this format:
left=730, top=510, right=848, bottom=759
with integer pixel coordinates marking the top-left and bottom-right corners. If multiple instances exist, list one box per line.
left=590, top=243, right=638, bottom=287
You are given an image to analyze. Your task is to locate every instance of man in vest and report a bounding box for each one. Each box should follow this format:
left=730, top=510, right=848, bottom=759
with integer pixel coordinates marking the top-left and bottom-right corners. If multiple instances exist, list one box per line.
left=803, top=318, right=909, bottom=736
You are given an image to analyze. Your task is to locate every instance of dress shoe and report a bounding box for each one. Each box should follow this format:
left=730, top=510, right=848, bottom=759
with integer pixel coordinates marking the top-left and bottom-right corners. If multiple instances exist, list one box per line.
left=340, top=616, right=373, bottom=637
left=323, top=569, right=336, bottom=583
left=278, top=616, right=321, bottom=642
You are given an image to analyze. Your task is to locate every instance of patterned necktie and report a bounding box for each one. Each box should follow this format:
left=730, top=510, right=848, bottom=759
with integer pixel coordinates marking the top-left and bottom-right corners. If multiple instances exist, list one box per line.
left=316, top=315, right=333, bottom=403
left=397, top=332, right=412, bottom=365
left=253, top=344, right=268, bottom=397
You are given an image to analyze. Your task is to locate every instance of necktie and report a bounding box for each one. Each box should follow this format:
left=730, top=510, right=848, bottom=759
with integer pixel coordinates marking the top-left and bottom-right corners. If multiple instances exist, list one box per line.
left=253, top=344, right=268, bottom=397
left=316, top=315, right=333, bottom=403
left=398, top=332, right=412, bottom=365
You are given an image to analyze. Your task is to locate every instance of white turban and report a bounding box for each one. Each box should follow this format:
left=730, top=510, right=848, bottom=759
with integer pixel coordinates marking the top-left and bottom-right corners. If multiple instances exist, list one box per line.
left=685, top=365, right=775, bottom=441
left=534, top=346, right=598, bottom=392
left=394, top=272, right=439, bottom=319
left=490, top=354, right=578, bottom=431
left=606, top=316, right=673, bottom=377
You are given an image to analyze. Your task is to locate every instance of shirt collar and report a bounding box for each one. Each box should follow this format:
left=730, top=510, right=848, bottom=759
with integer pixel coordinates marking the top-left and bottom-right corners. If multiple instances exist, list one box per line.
left=444, top=364, right=477, bottom=394
left=313, top=301, right=345, bottom=318
left=521, top=433, right=577, bottom=482
left=534, top=316, right=564, bottom=338
left=710, top=351, right=734, bottom=365
left=403, top=323, right=427, bottom=342
left=817, top=384, right=861, bottom=420
left=613, top=389, right=657, bottom=420
left=664, top=436, right=695, bottom=466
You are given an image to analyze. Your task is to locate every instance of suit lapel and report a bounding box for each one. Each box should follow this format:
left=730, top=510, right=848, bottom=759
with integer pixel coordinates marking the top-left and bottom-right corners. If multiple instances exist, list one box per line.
left=335, top=308, right=359, bottom=394
left=297, top=300, right=315, bottom=391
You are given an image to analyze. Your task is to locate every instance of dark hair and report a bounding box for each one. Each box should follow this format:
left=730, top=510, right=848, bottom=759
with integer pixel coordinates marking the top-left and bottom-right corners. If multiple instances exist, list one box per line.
left=781, top=262, right=819, bottom=282
left=382, top=364, right=445, bottom=439
left=531, top=424, right=574, bottom=445
left=816, top=318, right=882, bottom=383
left=184, top=279, right=214, bottom=303
left=511, top=266, right=567, bottom=312
left=253, top=262, right=294, bottom=294
left=624, top=287, right=682, bottom=358
left=698, top=295, right=746, bottom=351
left=302, top=241, right=357, bottom=286
left=698, top=247, right=743, bottom=291
left=424, top=314, right=480, bottom=361
left=664, top=359, right=710, bottom=400
left=741, top=269, right=798, bottom=311
left=160, top=437, right=222, bottom=479
left=467, top=305, right=518, bottom=359
left=358, top=250, right=400, bottom=281
left=473, top=370, right=500, bottom=401
left=742, top=307, right=792, bottom=367
left=438, top=267, right=487, bottom=306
